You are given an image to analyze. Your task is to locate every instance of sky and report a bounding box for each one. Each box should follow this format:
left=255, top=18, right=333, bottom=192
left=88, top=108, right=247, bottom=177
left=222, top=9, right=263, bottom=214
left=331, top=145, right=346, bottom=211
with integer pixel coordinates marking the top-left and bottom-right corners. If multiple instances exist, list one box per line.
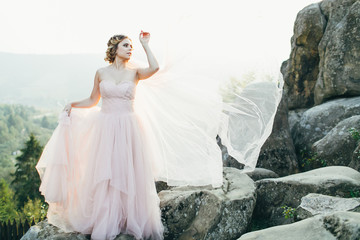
left=0, top=0, right=320, bottom=78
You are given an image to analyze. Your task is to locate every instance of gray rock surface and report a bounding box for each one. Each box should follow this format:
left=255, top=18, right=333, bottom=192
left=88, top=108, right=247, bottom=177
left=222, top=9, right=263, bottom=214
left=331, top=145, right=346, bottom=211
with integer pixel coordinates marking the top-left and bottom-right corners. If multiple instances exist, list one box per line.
left=297, top=193, right=360, bottom=220
left=239, top=212, right=360, bottom=240
left=349, top=144, right=360, bottom=171
left=281, top=3, right=326, bottom=109
left=291, top=96, right=360, bottom=155
left=21, top=219, right=135, bottom=240
left=253, top=166, right=360, bottom=227
left=159, top=167, right=256, bottom=240
left=288, top=109, right=307, bottom=134
left=315, top=0, right=360, bottom=104
left=245, top=168, right=279, bottom=181
left=312, top=115, right=360, bottom=167
left=258, top=95, right=299, bottom=176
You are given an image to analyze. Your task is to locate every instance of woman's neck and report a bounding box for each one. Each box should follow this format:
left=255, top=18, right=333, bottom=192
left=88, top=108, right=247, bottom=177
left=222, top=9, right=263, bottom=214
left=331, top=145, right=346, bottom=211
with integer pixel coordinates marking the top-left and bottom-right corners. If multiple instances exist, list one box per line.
left=111, top=58, right=127, bottom=70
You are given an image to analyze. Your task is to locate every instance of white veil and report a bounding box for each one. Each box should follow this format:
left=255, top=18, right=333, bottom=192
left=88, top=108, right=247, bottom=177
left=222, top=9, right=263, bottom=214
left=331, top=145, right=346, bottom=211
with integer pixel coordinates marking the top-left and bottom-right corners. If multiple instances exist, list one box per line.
left=131, top=27, right=283, bottom=188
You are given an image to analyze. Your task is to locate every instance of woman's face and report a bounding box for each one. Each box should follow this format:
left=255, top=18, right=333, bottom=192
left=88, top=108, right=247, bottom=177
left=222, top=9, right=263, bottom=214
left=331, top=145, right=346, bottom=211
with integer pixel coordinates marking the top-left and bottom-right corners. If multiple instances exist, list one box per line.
left=116, top=38, right=133, bottom=60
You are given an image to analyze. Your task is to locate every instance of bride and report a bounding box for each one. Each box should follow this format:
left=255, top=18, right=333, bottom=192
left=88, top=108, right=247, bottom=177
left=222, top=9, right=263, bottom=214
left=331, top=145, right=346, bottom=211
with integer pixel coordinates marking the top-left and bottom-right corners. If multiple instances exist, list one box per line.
left=36, top=30, right=282, bottom=240
left=37, top=31, right=164, bottom=240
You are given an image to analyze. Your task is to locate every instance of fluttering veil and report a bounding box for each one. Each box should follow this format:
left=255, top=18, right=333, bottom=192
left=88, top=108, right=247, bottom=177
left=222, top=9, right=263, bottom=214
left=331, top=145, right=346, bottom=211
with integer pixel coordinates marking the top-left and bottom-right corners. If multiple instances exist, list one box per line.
left=132, top=52, right=283, bottom=188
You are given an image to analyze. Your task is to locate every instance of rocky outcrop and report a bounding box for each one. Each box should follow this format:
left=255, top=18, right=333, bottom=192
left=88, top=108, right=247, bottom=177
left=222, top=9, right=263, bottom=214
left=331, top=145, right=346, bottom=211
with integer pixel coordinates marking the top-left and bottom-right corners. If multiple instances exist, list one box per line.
left=239, top=212, right=360, bottom=240
left=257, top=95, right=299, bottom=176
left=312, top=115, right=360, bottom=167
left=296, top=193, right=360, bottom=220
left=159, top=167, right=256, bottom=240
left=291, top=96, right=360, bottom=155
left=315, top=0, right=360, bottom=104
left=22, top=167, right=256, bottom=240
left=253, top=166, right=360, bottom=227
left=281, top=3, right=326, bottom=109
left=283, top=0, right=360, bottom=109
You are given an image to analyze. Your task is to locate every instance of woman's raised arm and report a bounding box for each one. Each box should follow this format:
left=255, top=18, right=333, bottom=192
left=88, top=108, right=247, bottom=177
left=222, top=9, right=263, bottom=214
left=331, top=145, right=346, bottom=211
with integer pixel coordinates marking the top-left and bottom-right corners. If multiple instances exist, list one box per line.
left=136, top=31, right=159, bottom=80
left=63, top=70, right=101, bottom=116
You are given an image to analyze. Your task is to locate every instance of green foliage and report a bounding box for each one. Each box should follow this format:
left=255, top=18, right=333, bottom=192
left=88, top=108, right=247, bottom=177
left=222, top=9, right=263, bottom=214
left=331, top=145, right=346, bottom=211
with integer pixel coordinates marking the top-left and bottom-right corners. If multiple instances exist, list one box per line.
left=0, top=179, right=18, bottom=221
left=18, top=198, right=48, bottom=224
left=281, top=205, right=296, bottom=219
left=348, top=189, right=360, bottom=198
left=349, top=128, right=360, bottom=142
left=0, top=104, right=57, bottom=188
left=0, top=173, right=48, bottom=224
left=299, top=149, right=327, bottom=171
left=10, top=133, right=45, bottom=209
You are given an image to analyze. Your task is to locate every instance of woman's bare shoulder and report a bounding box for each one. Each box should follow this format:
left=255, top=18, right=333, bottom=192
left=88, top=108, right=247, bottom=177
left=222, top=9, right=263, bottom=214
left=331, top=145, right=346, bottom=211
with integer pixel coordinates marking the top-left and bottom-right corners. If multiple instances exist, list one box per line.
left=97, top=66, right=108, bottom=74
left=96, top=66, right=109, bottom=80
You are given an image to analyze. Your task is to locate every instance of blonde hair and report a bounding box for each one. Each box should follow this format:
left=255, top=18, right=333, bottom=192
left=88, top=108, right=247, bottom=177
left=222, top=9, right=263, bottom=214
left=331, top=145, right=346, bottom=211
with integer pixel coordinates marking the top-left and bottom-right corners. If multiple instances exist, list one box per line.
left=104, top=34, right=129, bottom=63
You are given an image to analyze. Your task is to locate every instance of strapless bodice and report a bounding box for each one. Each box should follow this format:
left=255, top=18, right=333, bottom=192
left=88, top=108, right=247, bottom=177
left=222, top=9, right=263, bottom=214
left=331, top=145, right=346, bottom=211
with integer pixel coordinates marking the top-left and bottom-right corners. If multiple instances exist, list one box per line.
left=99, top=80, right=136, bottom=113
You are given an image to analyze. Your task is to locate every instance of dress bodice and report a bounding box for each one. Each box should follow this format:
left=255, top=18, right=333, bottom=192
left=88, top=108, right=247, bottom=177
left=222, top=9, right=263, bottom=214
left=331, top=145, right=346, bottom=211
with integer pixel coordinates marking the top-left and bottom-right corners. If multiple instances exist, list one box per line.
left=99, top=80, right=136, bottom=113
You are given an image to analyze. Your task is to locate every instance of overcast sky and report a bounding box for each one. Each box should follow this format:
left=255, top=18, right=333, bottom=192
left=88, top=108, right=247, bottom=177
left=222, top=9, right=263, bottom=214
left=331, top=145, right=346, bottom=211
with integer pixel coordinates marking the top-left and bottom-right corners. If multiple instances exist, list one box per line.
left=0, top=0, right=320, bottom=78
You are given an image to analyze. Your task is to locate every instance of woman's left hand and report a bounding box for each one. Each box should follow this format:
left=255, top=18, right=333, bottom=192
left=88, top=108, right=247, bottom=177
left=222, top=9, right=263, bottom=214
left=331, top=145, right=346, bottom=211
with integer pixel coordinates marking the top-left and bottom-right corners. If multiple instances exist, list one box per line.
left=139, top=30, right=150, bottom=45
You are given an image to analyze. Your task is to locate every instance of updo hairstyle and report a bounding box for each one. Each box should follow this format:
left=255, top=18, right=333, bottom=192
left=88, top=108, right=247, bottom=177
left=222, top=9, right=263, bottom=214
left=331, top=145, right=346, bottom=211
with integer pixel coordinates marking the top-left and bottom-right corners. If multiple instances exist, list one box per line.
left=104, top=34, right=129, bottom=63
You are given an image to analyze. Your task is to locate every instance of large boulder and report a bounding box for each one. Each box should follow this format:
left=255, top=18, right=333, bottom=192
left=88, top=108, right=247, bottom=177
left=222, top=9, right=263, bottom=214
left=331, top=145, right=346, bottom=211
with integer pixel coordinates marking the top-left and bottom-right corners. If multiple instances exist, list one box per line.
left=315, top=0, right=360, bottom=104
left=281, top=3, right=326, bottom=109
left=282, top=0, right=360, bottom=110
left=296, top=193, right=360, bottom=220
left=312, top=115, right=360, bottom=167
left=239, top=212, right=360, bottom=240
left=257, top=95, right=299, bottom=176
left=291, top=96, right=360, bottom=156
left=253, top=166, right=360, bottom=227
left=159, top=167, right=256, bottom=240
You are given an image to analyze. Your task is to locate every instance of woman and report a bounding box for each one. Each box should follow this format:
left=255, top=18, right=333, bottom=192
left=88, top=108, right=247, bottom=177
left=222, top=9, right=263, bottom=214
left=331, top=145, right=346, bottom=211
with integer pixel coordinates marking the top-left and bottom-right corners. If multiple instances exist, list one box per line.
left=36, top=31, right=165, bottom=240
left=36, top=30, right=283, bottom=240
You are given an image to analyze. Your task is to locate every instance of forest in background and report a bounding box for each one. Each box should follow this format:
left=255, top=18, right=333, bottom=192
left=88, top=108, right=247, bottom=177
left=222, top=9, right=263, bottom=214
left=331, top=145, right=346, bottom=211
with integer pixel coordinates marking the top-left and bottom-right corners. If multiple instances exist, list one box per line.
left=0, top=104, right=59, bottom=223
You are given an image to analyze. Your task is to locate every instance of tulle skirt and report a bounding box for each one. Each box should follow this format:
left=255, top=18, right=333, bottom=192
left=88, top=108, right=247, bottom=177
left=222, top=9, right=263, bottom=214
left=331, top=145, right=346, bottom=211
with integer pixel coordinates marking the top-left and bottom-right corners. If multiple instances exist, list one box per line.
left=36, top=103, right=164, bottom=240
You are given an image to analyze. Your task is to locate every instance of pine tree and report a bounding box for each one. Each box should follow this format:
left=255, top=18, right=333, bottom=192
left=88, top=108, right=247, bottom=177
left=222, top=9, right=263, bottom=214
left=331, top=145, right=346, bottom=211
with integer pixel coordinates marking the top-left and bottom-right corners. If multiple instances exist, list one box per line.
left=10, top=132, right=44, bottom=209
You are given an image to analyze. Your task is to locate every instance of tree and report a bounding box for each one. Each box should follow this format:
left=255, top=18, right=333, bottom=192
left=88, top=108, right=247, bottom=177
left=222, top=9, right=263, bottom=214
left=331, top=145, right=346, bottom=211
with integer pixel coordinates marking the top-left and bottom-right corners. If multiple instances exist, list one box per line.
left=10, top=133, right=44, bottom=209
left=41, top=116, right=50, bottom=129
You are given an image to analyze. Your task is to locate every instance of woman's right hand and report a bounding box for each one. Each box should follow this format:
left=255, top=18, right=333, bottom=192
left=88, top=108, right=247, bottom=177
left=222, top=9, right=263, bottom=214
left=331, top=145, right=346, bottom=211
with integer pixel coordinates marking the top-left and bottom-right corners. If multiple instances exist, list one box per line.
left=63, top=103, right=72, bottom=116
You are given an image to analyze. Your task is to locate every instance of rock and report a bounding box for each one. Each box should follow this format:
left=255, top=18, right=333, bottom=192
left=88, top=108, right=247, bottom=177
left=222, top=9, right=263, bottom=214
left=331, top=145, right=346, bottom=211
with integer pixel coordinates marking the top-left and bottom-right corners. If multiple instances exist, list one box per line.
left=297, top=193, right=360, bottom=221
left=253, top=166, right=360, bottom=228
left=291, top=96, right=360, bottom=157
left=282, top=0, right=360, bottom=109
left=21, top=218, right=136, bottom=240
left=257, top=95, right=299, bottom=176
left=219, top=136, right=245, bottom=170
left=315, top=0, right=360, bottom=104
left=245, top=168, right=279, bottom=181
left=312, top=115, right=360, bottom=167
left=155, top=181, right=172, bottom=193
left=239, top=212, right=360, bottom=240
left=159, top=167, right=256, bottom=240
left=323, top=211, right=360, bottom=239
left=288, top=108, right=307, bottom=134
left=21, top=219, right=87, bottom=240
left=349, top=144, right=360, bottom=171
left=281, top=3, right=326, bottom=109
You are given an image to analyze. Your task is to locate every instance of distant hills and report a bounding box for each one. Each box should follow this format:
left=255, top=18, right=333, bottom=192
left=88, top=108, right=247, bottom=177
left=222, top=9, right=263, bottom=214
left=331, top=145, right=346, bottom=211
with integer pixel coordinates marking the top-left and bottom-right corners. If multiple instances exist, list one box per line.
left=0, top=52, right=108, bottom=110
left=0, top=51, right=279, bottom=111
